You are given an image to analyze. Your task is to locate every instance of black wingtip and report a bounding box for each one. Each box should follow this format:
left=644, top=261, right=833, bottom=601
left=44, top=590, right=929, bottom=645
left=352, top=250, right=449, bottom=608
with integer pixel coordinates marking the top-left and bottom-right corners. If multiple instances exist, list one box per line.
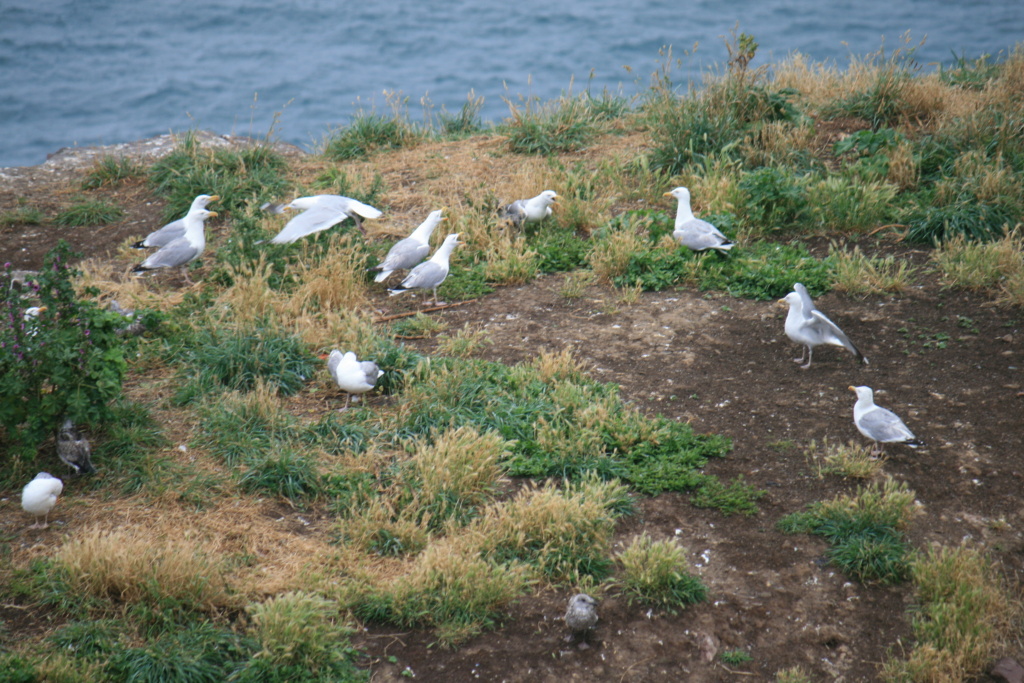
left=131, top=240, right=147, bottom=249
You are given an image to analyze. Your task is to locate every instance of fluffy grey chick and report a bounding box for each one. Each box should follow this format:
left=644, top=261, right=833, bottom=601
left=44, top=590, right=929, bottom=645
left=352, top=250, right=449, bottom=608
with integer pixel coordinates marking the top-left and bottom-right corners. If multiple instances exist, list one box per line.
left=499, top=190, right=558, bottom=229
left=564, top=593, right=599, bottom=643
left=57, top=418, right=96, bottom=474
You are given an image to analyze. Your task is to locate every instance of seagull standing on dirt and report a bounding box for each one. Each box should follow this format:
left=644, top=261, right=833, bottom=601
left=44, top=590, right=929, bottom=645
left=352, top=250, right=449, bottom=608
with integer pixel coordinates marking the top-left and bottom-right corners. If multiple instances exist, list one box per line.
left=850, top=385, right=923, bottom=455
left=57, top=418, right=96, bottom=474
left=262, top=194, right=382, bottom=243
left=564, top=593, right=599, bottom=644
left=130, top=207, right=217, bottom=284
left=132, top=194, right=219, bottom=249
left=663, top=187, right=734, bottom=253
left=21, top=472, right=63, bottom=530
left=500, top=190, right=558, bottom=228
left=370, top=209, right=445, bottom=283
left=328, top=350, right=384, bottom=411
left=780, top=283, right=867, bottom=369
left=388, top=233, right=462, bottom=306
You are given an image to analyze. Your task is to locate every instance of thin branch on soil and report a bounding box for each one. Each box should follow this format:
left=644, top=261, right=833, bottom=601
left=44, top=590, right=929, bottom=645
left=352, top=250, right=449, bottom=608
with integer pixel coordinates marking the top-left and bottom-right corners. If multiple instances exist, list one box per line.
left=374, top=299, right=477, bottom=323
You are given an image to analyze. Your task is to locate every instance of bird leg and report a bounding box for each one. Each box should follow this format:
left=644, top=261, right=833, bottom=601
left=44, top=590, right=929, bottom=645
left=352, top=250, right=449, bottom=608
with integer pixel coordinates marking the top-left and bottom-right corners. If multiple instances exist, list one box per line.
left=793, top=345, right=807, bottom=365
left=338, top=393, right=353, bottom=412
left=28, top=515, right=48, bottom=530
left=181, top=265, right=194, bottom=286
left=799, top=346, right=814, bottom=370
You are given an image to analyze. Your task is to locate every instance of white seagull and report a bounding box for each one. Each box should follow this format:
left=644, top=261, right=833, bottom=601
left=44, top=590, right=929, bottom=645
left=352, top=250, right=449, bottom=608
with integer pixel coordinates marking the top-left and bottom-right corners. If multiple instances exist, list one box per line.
left=500, top=190, right=558, bottom=228
left=780, top=283, right=867, bottom=369
left=21, top=472, right=63, bottom=530
left=370, top=209, right=445, bottom=283
left=388, top=233, right=462, bottom=306
left=328, top=350, right=384, bottom=410
left=132, top=194, right=219, bottom=249
left=850, top=385, right=923, bottom=455
left=663, top=186, right=734, bottom=253
left=263, top=194, right=382, bottom=244
left=131, top=207, right=217, bottom=284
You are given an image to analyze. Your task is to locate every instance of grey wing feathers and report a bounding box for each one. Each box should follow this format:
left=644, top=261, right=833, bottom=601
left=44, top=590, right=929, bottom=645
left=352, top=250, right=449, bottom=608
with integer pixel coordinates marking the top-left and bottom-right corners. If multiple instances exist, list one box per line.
left=401, top=261, right=446, bottom=290
left=860, top=408, right=915, bottom=443
left=794, top=283, right=817, bottom=320
left=359, top=361, right=382, bottom=386
left=327, top=350, right=343, bottom=379
left=501, top=200, right=528, bottom=226
left=380, top=238, right=430, bottom=271
left=137, top=219, right=185, bottom=248
left=808, top=311, right=866, bottom=362
left=141, top=240, right=200, bottom=269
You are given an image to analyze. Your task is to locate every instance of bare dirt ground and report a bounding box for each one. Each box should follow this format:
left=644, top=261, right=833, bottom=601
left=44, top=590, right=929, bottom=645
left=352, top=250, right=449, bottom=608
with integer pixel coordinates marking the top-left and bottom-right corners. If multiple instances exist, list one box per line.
left=2, top=139, right=1022, bottom=682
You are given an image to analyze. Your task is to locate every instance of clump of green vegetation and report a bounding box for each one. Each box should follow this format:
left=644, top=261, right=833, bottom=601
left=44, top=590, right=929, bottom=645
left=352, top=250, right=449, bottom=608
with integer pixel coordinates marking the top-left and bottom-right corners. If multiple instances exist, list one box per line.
left=436, top=90, right=485, bottom=138
left=500, top=90, right=601, bottom=156
left=81, top=155, right=145, bottom=189
left=830, top=244, right=918, bottom=295
left=882, top=544, right=1021, bottom=681
left=0, top=205, right=45, bottom=226
left=240, top=449, right=323, bottom=503
left=148, top=132, right=289, bottom=219
left=168, top=322, right=318, bottom=402
left=691, top=476, right=764, bottom=516
left=54, top=197, right=124, bottom=226
left=807, top=438, right=885, bottom=480
left=240, top=591, right=367, bottom=681
left=775, top=666, right=812, bottom=682
left=615, top=534, right=707, bottom=611
left=720, top=649, right=754, bottom=666
left=322, top=96, right=424, bottom=160
left=932, top=228, right=1024, bottom=306
left=779, top=478, right=918, bottom=584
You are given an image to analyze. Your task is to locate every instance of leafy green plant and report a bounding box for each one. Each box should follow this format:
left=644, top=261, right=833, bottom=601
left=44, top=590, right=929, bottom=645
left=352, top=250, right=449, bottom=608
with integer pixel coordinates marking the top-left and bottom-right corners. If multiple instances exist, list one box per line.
left=615, top=534, right=707, bottom=611
left=738, top=166, right=808, bottom=232
left=0, top=243, right=133, bottom=469
left=54, top=198, right=124, bottom=227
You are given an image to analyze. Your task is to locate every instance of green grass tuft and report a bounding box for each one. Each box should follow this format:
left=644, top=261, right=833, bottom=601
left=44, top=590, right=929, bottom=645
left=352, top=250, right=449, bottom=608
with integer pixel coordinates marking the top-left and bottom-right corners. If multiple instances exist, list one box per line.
left=54, top=198, right=124, bottom=227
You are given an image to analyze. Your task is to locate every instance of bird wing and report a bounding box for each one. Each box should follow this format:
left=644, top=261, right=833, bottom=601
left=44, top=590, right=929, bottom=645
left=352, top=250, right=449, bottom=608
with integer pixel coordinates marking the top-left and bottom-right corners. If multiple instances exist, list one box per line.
left=398, top=261, right=447, bottom=290
left=806, top=310, right=863, bottom=358
left=359, top=360, right=382, bottom=386
left=379, top=237, right=431, bottom=272
left=337, top=197, right=383, bottom=220
left=501, top=200, right=528, bottom=226
left=141, top=238, right=200, bottom=269
left=793, top=282, right=817, bottom=320
left=327, top=350, right=343, bottom=381
left=858, top=406, right=916, bottom=443
left=269, top=204, right=349, bottom=244
left=140, top=218, right=185, bottom=248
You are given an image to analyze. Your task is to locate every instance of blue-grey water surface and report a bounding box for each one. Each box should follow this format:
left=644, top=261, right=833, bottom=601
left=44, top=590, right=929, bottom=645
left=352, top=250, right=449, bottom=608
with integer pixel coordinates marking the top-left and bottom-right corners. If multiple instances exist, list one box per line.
left=1, top=0, right=1021, bottom=167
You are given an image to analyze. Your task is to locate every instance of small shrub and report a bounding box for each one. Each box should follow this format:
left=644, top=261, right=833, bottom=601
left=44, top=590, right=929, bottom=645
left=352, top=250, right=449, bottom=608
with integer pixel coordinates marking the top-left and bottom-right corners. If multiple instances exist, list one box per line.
left=616, top=534, right=707, bottom=611
left=54, top=198, right=124, bottom=226
left=0, top=244, right=132, bottom=467
left=738, top=166, right=808, bottom=233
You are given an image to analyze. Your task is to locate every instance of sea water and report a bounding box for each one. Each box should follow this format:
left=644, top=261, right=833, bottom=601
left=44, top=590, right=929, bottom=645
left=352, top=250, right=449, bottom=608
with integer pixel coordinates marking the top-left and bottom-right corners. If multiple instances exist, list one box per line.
left=1, top=0, right=1021, bottom=167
